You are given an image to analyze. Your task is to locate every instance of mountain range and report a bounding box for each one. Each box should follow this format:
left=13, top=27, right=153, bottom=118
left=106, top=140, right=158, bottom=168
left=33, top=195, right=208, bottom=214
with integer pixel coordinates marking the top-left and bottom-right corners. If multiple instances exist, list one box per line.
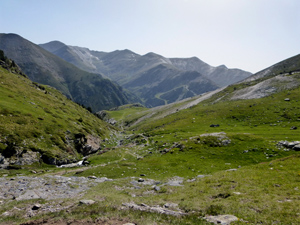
left=40, top=41, right=252, bottom=107
left=0, top=33, right=136, bottom=112
left=0, top=33, right=251, bottom=110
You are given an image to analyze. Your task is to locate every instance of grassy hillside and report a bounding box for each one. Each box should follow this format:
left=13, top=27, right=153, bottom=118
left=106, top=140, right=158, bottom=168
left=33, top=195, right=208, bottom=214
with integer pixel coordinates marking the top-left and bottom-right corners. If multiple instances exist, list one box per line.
left=1, top=53, right=300, bottom=224
left=0, top=64, right=113, bottom=168
left=0, top=34, right=136, bottom=111
left=70, top=72, right=300, bottom=224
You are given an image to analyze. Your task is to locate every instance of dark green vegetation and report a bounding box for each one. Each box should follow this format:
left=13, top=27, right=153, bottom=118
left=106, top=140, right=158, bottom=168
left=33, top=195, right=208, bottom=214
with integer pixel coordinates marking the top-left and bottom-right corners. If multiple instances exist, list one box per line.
left=0, top=60, right=113, bottom=167
left=0, top=34, right=138, bottom=111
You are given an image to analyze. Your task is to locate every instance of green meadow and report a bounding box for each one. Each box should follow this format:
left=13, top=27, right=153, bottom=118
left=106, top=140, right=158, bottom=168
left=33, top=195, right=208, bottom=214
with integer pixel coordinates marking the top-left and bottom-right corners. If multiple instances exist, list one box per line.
left=0, top=64, right=300, bottom=224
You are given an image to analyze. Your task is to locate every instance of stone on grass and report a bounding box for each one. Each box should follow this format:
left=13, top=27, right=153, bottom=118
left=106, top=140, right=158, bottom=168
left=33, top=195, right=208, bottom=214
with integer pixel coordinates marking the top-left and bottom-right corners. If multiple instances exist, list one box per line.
left=32, top=203, right=42, bottom=210
left=138, top=178, right=144, bottom=182
left=293, top=144, right=300, bottom=151
left=226, top=169, right=237, bottom=172
left=79, top=200, right=96, bottom=205
left=166, top=176, right=184, bottom=186
left=204, top=214, right=238, bottom=225
left=154, top=186, right=161, bottom=192
left=164, top=202, right=178, bottom=209
left=2, top=212, right=9, bottom=216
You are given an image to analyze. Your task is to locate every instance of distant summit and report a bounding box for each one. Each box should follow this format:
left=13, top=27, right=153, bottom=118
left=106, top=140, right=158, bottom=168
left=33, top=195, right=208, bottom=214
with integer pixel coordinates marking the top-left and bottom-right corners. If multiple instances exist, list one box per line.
left=40, top=41, right=252, bottom=107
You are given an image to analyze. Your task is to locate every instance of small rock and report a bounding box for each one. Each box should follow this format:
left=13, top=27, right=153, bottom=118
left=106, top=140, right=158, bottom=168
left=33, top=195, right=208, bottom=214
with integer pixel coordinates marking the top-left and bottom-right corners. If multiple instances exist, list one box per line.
left=187, top=178, right=196, bottom=182
left=164, top=202, right=178, bottom=209
left=284, top=98, right=290, bottom=101
left=140, top=174, right=146, bottom=176
left=226, top=169, right=237, bottom=172
left=32, top=203, right=42, bottom=210
left=2, top=212, right=9, bottom=216
left=123, top=223, right=136, bottom=225
left=138, top=178, right=144, bottom=182
left=88, top=176, right=97, bottom=179
left=290, top=126, right=297, bottom=130
left=293, top=144, right=300, bottom=151
left=79, top=200, right=96, bottom=205
left=197, top=175, right=206, bottom=178
left=204, top=214, right=238, bottom=225
left=154, top=186, right=161, bottom=191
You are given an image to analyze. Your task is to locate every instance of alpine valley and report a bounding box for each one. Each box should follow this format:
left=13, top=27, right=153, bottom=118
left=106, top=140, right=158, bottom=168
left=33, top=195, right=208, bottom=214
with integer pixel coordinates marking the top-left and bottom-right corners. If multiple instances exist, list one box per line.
left=0, top=33, right=300, bottom=225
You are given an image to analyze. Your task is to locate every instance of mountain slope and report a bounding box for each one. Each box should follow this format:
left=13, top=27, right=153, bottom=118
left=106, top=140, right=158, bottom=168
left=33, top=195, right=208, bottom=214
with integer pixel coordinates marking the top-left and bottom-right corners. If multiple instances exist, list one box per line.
left=123, top=63, right=219, bottom=107
left=170, top=57, right=252, bottom=87
left=107, top=53, right=300, bottom=128
left=0, top=33, right=136, bottom=111
left=242, top=53, right=300, bottom=82
left=0, top=56, right=113, bottom=168
left=40, top=41, right=252, bottom=107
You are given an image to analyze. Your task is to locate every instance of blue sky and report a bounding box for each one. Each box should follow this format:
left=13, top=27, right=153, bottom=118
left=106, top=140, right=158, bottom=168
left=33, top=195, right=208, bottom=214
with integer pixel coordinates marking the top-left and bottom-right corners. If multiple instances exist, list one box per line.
left=1, top=0, right=300, bottom=73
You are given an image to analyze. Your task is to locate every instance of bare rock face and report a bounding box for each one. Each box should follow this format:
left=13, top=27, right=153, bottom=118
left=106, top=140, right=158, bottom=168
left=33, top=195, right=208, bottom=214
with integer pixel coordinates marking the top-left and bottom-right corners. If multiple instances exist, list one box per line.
left=13, top=150, right=40, bottom=166
left=0, top=150, right=40, bottom=169
left=86, top=135, right=101, bottom=152
left=231, top=74, right=299, bottom=100
left=0, top=153, right=10, bottom=169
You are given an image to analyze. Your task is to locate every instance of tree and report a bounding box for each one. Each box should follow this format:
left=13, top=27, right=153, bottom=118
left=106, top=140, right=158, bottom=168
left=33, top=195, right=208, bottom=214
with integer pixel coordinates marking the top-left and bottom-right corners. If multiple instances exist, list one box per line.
left=0, top=50, right=6, bottom=61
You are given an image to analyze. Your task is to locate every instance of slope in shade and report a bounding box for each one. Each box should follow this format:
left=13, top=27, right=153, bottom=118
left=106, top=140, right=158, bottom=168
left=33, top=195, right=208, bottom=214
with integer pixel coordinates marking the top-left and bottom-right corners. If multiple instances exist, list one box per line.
left=0, top=58, right=113, bottom=167
left=0, top=33, right=137, bottom=111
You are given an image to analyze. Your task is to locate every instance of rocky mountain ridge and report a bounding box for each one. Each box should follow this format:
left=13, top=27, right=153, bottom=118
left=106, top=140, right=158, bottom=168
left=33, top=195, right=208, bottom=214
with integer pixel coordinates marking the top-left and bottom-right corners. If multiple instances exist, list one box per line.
left=40, top=41, right=252, bottom=107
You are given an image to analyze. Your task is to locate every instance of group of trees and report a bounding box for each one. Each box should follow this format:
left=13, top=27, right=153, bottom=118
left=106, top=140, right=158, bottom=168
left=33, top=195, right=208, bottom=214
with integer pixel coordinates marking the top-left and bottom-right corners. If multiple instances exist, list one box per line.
left=0, top=49, right=16, bottom=67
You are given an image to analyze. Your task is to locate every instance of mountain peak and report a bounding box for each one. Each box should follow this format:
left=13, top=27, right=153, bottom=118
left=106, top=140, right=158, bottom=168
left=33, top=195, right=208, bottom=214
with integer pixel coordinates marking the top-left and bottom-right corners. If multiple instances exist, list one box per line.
left=39, top=41, right=67, bottom=52
left=217, top=64, right=228, bottom=69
